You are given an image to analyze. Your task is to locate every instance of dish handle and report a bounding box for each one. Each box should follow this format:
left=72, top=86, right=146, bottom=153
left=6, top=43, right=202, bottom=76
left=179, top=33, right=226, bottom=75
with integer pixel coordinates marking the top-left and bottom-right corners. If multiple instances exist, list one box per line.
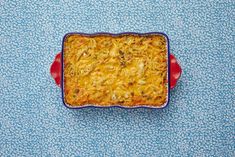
left=50, top=52, right=182, bottom=89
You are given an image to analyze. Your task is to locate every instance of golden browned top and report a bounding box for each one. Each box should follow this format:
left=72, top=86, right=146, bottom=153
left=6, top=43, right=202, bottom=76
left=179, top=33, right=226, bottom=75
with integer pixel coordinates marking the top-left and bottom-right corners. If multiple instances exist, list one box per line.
left=63, top=34, right=168, bottom=108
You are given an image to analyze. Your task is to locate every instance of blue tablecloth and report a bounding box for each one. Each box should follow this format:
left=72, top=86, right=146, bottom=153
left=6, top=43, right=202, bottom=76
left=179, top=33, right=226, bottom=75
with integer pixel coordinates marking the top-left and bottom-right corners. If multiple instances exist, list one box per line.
left=1, top=0, right=234, bottom=156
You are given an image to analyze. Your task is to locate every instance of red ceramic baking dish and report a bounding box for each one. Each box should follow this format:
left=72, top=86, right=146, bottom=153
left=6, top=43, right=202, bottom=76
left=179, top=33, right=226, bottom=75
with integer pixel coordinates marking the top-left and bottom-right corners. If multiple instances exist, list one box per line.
left=50, top=32, right=182, bottom=109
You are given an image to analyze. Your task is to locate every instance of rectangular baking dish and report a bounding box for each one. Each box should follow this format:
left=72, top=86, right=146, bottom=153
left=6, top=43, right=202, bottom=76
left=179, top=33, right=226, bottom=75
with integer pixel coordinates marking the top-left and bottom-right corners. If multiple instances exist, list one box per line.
left=60, top=32, right=170, bottom=109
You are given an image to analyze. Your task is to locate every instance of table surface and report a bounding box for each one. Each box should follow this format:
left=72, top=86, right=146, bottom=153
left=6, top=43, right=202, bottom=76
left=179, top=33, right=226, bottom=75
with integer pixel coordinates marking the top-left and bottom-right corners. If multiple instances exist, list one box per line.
left=1, top=0, right=234, bottom=156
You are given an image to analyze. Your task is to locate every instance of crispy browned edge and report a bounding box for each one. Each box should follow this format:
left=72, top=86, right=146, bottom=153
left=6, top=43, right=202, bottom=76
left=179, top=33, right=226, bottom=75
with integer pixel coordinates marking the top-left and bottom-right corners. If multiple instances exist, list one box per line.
left=63, top=33, right=168, bottom=108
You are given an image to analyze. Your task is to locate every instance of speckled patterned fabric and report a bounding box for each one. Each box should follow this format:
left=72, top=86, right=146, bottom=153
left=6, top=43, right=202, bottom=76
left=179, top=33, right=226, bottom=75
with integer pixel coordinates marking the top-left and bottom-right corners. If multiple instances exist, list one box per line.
left=0, top=0, right=234, bottom=156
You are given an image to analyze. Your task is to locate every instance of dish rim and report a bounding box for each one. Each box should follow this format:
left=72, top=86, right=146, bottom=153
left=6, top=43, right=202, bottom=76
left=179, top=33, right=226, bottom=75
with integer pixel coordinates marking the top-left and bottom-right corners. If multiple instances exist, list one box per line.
left=61, top=32, right=170, bottom=109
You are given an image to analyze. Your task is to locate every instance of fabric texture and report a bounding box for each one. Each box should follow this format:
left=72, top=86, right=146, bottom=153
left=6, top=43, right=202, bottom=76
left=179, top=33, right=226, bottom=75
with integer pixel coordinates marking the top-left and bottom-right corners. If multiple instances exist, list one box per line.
left=0, top=0, right=234, bottom=156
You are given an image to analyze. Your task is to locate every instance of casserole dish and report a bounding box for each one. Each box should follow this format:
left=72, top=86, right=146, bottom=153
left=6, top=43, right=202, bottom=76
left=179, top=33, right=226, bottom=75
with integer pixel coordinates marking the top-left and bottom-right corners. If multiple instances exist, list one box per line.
left=50, top=32, right=182, bottom=109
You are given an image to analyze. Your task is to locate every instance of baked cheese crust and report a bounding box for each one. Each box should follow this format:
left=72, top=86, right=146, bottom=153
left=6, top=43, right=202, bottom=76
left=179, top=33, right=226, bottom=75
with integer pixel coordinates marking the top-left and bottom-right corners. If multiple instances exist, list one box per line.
left=63, top=33, right=168, bottom=108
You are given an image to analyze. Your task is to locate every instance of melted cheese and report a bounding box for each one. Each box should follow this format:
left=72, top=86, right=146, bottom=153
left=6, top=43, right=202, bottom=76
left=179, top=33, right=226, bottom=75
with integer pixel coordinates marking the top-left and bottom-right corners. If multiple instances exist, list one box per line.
left=63, top=34, right=168, bottom=107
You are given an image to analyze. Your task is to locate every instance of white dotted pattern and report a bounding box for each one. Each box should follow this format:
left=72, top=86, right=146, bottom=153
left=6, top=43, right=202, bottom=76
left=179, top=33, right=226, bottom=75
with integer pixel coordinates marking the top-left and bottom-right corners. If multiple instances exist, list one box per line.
left=0, top=0, right=234, bottom=156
